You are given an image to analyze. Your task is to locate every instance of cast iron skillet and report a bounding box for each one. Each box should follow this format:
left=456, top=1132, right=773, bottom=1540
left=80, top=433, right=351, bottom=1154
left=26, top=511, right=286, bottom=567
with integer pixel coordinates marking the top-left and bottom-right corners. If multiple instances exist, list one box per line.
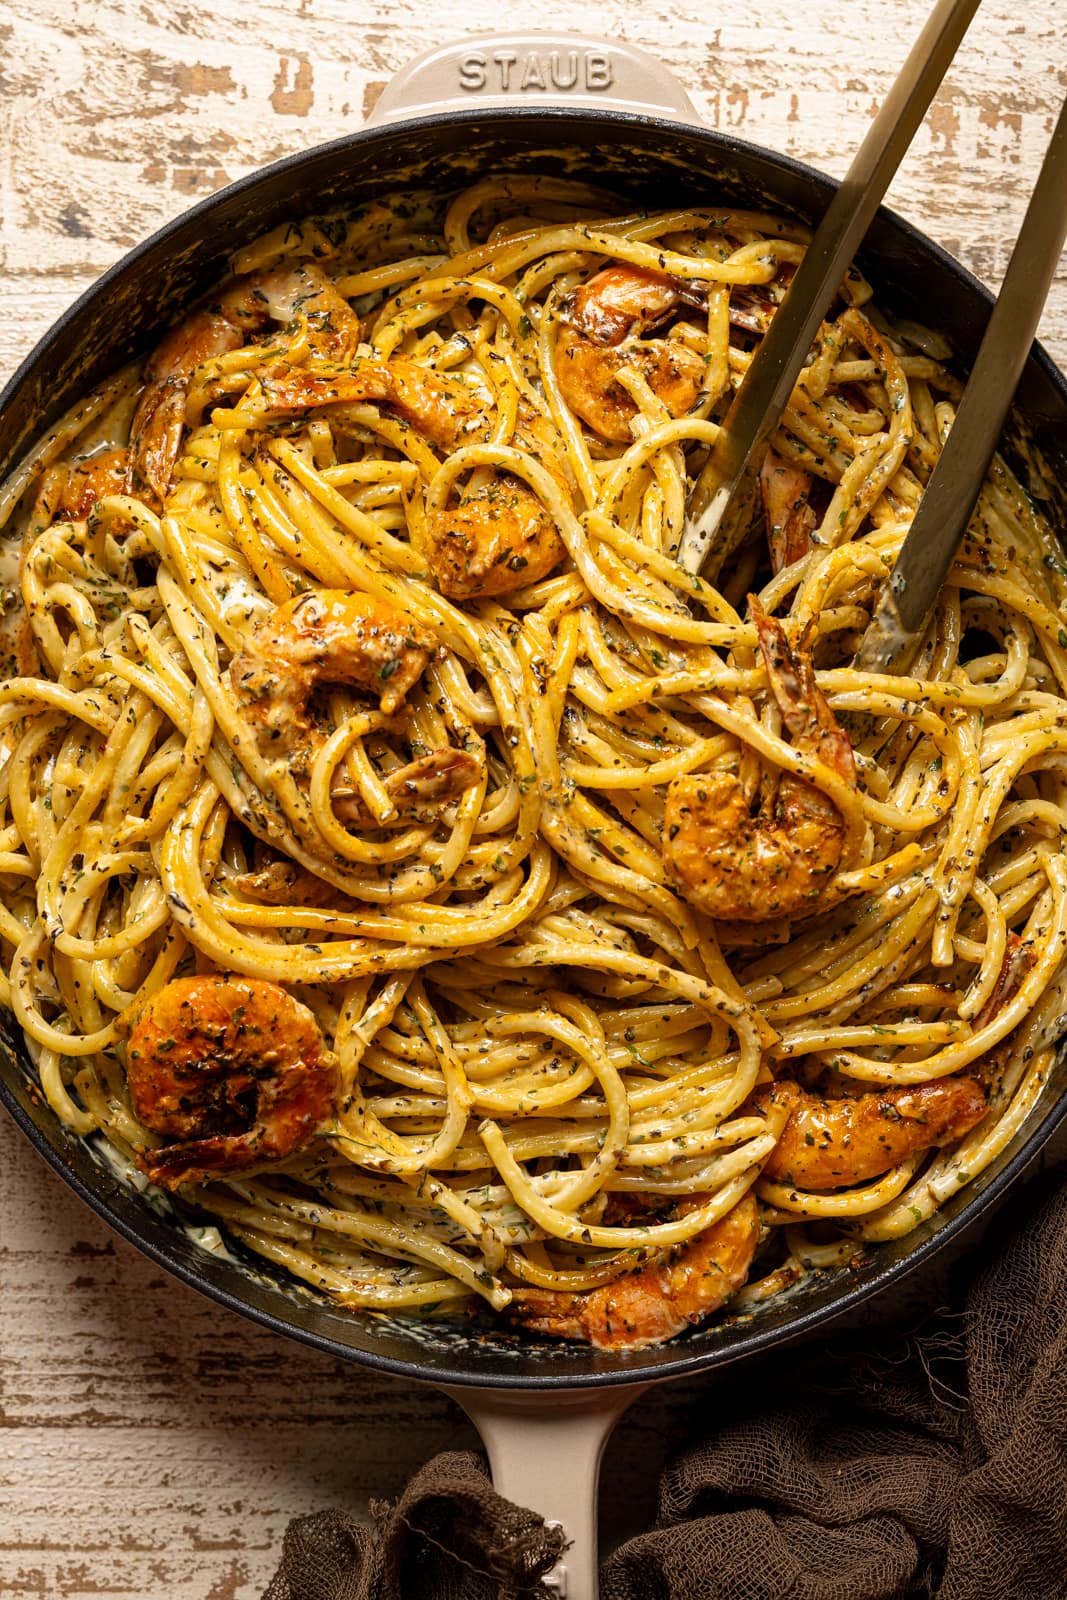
left=2, top=35, right=1066, bottom=1596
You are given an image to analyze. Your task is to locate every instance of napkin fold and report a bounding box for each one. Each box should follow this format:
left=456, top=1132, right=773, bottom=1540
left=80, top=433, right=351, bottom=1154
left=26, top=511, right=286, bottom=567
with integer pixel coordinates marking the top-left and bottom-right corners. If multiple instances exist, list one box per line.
left=262, top=1452, right=564, bottom=1599
left=263, top=1168, right=1067, bottom=1600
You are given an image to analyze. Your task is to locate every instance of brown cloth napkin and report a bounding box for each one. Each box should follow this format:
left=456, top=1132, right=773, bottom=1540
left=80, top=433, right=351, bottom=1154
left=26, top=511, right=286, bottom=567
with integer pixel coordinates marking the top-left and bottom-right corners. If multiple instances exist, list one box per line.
left=263, top=1169, right=1067, bottom=1600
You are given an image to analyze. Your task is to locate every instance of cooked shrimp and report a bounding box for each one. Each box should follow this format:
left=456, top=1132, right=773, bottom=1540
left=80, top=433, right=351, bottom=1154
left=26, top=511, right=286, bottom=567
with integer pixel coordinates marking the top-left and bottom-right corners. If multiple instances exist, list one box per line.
left=423, top=469, right=565, bottom=598
left=130, top=263, right=361, bottom=506
left=57, top=448, right=131, bottom=519
left=510, top=1190, right=760, bottom=1350
left=229, top=589, right=437, bottom=748
left=567, top=264, right=705, bottom=344
left=129, top=312, right=245, bottom=505
left=755, top=1077, right=987, bottom=1190
left=664, top=599, right=856, bottom=921
left=556, top=263, right=706, bottom=442
left=233, top=857, right=345, bottom=907
left=261, top=365, right=571, bottom=598
left=229, top=749, right=480, bottom=893
left=760, top=448, right=817, bottom=573
left=969, top=934, right=1035, bottom=1095
left=331, top=747, right=482, bottom=828
left=124, top=974, right=338, bottom=1188
left=424, top=412, right=569, bottom=600
left=556, top=332, right=706, bottom=443
left=976, top=932, right=1032, bottom=1031
left=728, top=284, right=778, bottom=336
left=260, top=355, right=487, bottom=452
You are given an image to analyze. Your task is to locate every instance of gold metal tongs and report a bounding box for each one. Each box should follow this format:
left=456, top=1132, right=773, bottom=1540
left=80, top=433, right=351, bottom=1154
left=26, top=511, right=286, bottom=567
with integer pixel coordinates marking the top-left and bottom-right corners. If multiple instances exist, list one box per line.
left=852, top=91, right=1067, bottom=674
left=676, top=0, right=983, bottom=580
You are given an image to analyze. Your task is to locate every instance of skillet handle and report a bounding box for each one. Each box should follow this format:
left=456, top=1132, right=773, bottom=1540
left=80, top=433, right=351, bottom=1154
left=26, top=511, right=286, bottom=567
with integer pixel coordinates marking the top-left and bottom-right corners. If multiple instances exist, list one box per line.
left=443, top=1381, right=648, bottom=1599
left=365, top=34, right=699, bottom=127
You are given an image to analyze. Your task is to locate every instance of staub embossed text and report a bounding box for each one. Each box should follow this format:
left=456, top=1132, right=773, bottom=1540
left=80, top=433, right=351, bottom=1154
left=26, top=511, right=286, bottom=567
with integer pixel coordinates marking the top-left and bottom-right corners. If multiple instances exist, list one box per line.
left=458, top=50, right=615, bottom=94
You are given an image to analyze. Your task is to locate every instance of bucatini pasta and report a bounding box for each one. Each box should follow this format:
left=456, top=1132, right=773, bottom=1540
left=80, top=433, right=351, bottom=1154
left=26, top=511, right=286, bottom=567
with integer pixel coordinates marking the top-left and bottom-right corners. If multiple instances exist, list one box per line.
left=1, top=175, right=1063, bottom=1349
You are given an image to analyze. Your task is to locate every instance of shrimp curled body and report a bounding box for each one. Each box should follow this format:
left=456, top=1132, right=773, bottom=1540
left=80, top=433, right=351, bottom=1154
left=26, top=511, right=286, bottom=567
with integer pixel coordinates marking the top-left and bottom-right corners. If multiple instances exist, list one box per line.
left=664, top=600, right=856, bottom=922
left=131, top=263, right=361, bottom=506
left=229, top=589, right=437, bottom=747
left=124, top=975, right=338, bottom=1189
left=757, top=1078, right=988, bottom=1190
left=261, top=362, right=570, bottom=599
left=331, top=747, right=483, bottom=828
left=556, top=264, right=706, bottom=441
left=424, top=413, right=572, bottom=600
left=510, top=1190, right=760, bottom=1349
left=261, top=356, right=486, bottom=452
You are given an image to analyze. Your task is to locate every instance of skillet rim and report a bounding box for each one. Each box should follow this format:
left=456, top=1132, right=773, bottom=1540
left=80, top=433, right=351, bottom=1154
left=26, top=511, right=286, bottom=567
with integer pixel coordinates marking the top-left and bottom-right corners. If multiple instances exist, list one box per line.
left=4, top=105, right=1067, bottom=454
left=3, top=1046, right=1065, bottom=1390
left=2, top=103, right=1066, bottom=1389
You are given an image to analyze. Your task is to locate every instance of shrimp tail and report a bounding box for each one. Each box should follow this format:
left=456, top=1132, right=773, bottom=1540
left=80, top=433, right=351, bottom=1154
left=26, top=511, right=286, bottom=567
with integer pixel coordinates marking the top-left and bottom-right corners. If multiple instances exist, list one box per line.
left=973, top=933, right=1036, bottom=1094
left=976, top=932, right=1033, bottom=1030
left=129, top=312, right=245, bottom=505
left=760, top=449, right=818, bottom=573
left=142, top=1129, right=271, bottom=1188
left=233, top=858, right=345, bottom=907
left=510, top=1191, right=760, bottom=1349
left=751, top=596, right=856, bottom=784
left=566, top=264, right=705, bottom=345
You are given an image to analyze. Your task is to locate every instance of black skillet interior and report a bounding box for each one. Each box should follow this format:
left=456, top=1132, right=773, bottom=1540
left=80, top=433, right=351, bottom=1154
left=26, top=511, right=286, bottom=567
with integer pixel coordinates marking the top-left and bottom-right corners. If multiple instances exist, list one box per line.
left=2, top=108, right=1066, bottom=1389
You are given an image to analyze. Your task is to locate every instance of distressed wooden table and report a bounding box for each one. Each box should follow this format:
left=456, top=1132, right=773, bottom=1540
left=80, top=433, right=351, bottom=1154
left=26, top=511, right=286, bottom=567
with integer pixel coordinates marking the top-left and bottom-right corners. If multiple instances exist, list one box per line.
left=1, top=2, right=1065, bottom=1595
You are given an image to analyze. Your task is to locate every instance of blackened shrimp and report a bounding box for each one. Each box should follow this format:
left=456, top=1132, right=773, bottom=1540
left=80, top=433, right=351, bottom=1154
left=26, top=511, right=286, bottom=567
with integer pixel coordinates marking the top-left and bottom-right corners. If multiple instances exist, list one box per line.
left=664, top=599, right=856, bottom=922
left=555, top=264, right=707, bottom=441
left=510, top=1191, right=760, bottom=1350
left=754, top=1078, right=987, bottom=1190
left=56, top=448, right=132, bottom=520
left=330, top=747, right=483, bottom=828
left=124, top=974, right=338, bottom=1188
left=228, top=589, right=437, bottom=746
left=260, top=355, right=487, bottom=452
left=760, top=448, right=817, bottom=573
left=261, top=363, right=571, bottom=598
left=130, top=263, right=361, bottom=506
